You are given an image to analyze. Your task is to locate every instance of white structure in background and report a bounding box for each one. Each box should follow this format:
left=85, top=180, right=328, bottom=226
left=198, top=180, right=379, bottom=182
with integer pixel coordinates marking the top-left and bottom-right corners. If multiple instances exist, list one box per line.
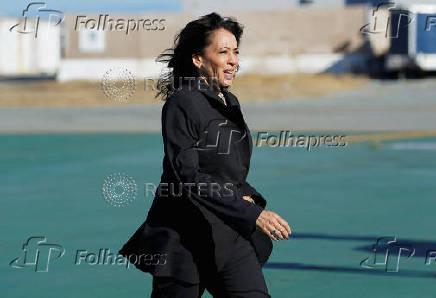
left=182, top=0, right=345, bottom=14
left=57, top=27, right=165, bottom=81
left=237, top=54, right=365, bottom=75
left=56, top=13, right=190, bottom=81
left=78, top=29, right=106, bottom=53
left=0, top=17, right=61, bottom=76
left=57, top=7, right=368, bottom=81
left=58, top=57, right=164, bottom=81
left=385, top=4, right=436, bottom=72
left=395, top=0, right=436, bottom=5
left=0, top=7, right=370, bottom=81
left=180, top=0, right=366, bottom=75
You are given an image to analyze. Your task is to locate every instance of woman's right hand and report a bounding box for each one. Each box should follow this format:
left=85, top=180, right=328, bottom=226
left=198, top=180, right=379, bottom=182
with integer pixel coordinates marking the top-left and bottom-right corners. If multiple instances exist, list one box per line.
left=256, top=210, right=291, bottom=241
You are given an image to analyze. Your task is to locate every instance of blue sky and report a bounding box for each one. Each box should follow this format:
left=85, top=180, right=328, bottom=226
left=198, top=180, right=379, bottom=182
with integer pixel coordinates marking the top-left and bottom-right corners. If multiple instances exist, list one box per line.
left=1, top=0, right=182, bottom=16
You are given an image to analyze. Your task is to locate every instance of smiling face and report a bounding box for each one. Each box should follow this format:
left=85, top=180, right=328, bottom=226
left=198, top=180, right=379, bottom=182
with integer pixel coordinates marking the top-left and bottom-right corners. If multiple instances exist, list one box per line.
left=192, top=28, right=239, bottom=89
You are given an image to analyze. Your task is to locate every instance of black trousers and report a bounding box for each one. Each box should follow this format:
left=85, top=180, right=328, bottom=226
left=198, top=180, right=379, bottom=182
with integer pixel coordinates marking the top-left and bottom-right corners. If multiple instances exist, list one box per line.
left=151, top=234, right=271, bottom=298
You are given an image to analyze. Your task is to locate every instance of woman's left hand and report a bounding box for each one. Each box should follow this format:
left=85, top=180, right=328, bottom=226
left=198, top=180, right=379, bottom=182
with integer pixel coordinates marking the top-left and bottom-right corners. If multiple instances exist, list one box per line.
left=242, top=195, right=255, bottom=204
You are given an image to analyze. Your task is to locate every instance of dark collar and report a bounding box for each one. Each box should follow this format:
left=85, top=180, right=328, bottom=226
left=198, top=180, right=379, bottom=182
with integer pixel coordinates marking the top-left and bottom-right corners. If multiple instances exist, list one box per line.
left=186, top=77, right=239, bottom=108
left=221, top=88, right=240, bottom=108
left=181, top=77, right=251, bottom=152
left=178, top=77, right=244, bottom=127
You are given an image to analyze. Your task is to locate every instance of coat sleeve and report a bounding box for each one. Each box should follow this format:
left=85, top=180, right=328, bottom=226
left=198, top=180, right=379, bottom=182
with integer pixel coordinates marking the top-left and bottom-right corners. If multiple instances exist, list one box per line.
left=162, top=97, right=264, bottom=239
left=241, top=181, right=267, bottom=208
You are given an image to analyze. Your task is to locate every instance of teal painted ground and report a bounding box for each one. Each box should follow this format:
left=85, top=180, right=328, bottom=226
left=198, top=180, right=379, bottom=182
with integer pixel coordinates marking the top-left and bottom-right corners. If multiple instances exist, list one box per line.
left=1, top=133, right=435, bottom=298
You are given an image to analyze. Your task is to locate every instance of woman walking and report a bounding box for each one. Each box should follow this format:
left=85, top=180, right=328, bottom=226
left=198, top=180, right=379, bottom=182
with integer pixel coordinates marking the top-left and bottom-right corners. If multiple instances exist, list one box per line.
left=119, top=12, right=291, bottom=298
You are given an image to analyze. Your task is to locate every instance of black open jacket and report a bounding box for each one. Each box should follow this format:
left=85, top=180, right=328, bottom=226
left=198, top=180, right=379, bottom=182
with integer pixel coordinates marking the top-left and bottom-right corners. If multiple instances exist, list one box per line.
left=119, top=78, right=272, bottom=284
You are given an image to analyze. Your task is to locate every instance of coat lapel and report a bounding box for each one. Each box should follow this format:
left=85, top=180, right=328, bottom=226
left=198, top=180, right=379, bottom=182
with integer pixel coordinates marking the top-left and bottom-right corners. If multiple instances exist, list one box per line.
left=222, top=89, right=253, bottom=157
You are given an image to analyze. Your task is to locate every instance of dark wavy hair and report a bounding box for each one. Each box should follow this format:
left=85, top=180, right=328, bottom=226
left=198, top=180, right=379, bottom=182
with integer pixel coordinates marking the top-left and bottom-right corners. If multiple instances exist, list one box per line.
left=155, top=12, right=243, bottom=101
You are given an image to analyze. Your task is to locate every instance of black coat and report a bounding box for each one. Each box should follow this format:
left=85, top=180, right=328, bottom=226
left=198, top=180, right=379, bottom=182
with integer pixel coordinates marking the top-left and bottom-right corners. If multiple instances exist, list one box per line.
left=119, top=78, right=272, bottom=284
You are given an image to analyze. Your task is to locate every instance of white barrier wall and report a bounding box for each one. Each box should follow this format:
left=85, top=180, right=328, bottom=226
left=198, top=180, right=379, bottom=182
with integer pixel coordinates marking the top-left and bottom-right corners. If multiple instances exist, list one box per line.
left=57, top=53, right=368, bottom=81
left=0, top=17, right=61, bottom=76
left=0, top=18, right=19, bottom=75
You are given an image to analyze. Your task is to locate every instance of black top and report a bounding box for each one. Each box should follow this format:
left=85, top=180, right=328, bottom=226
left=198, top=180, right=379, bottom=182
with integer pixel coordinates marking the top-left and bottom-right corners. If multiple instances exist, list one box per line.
left=119, top=77, right=272, bottom=284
